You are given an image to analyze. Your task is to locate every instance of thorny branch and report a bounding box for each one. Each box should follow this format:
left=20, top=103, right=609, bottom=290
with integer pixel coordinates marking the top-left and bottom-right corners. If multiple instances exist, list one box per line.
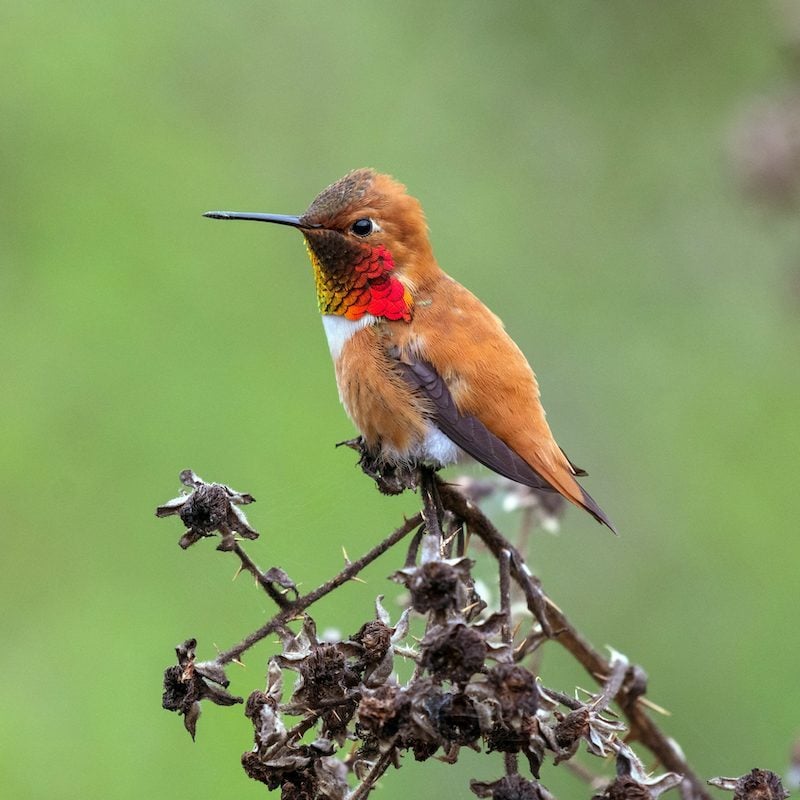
left=216, top=512, right=423, bottom=667
left=157, top=469, right=788, bottom=800
left=435, top=480, right=707, bottom=798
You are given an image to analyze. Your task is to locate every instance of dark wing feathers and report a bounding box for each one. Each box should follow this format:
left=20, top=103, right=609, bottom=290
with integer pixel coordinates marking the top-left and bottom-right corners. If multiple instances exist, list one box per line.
left=392, top=352, right=616, bottom=532
left=392, top=356, right=554, bottom=492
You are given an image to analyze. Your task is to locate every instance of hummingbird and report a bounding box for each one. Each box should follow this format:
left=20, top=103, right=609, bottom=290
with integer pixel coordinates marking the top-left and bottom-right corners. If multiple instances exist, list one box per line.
left=204, top=169, right=614, bottom=531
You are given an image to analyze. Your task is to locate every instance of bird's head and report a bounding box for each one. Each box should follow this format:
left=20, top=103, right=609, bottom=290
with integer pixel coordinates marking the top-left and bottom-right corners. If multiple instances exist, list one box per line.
left=205, top=169, right=437, bottom=322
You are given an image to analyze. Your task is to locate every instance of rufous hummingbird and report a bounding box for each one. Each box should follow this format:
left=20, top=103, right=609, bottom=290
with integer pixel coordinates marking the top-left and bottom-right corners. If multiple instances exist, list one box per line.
left=205, top=169, right=614, bottom=531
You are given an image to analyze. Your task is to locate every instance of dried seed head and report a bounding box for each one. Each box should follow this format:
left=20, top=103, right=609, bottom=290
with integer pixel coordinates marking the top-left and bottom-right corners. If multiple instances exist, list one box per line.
left=487, top=663, right=538, bottom=719
left=709, top=768, right=789, bottom=799
left=303, top=645, right=346, bottom=690
left=357, top=684, right=402, bottom=740
left=594, top=776, right=653, bottom=800
left=351, top=619, right=392, bottom=665
left=420, top=623, right=487, bottom=684
left=408, top=560, right=461, bottom=612
left=593, top=743, right=682, bottom=799
left=471, top=773, right=554, bottom=799
left=356, top=683, right=444, bottom=763
left=178, top=483, right=228, bottom=531
left=426, top=691, right=481, bottom=747
left=552, top=708, right=590, bottom=750
left=161, top=638, right=241, bottom=739
left=734, top=769, right=789, bottom=800
left=241, top=751, right=278, bottom=788
left=293, top=645, right=357, bottom=740
left=245, top=689, right=273, bottom=720
left=393, top=545, right=476, bottom=617
left=156, top=470, right=259, bottom=548
left=485, top=721, right=528, bottom=755
left=162, top=665, right=193, bottom=713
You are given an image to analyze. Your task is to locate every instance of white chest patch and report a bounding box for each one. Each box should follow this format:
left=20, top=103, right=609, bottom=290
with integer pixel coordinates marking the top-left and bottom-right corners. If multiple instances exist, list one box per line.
left=321, top=314, right=376, bottom=359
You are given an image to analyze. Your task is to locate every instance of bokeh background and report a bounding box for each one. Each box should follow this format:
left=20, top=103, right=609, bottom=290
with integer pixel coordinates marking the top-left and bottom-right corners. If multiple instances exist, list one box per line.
left=2, top=2, right=799, bottom=798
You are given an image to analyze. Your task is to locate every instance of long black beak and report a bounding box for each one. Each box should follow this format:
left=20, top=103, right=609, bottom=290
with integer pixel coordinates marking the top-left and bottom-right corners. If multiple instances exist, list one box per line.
left=203, top=211, right=320, bottom=229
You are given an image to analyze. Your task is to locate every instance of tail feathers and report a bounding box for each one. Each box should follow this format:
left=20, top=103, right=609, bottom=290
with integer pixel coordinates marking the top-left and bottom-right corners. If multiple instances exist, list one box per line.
left=534, top=467, right=617, bottom=534
left=577, top=484, right=617, bottom=534
left=560, top=447, right=588, bottom=477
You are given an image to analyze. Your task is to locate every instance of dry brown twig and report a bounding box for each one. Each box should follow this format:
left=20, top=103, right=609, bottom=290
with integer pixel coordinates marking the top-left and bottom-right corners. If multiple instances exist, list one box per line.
left=156, top=463, right=787, bottom=800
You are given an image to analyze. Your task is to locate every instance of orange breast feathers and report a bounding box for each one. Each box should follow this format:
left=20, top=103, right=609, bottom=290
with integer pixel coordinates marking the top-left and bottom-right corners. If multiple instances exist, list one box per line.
left=333, top=273, right=581, bottom=489
left=332, top=322, right=432, bottom=462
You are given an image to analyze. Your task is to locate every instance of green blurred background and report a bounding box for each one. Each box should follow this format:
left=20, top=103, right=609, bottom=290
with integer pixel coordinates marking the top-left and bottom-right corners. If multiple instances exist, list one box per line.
left=2, top=2, right=799, bottom=797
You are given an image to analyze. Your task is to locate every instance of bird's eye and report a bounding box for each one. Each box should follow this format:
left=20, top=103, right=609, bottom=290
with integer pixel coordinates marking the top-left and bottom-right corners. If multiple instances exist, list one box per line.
left=350, top=218, right=374, bottom=237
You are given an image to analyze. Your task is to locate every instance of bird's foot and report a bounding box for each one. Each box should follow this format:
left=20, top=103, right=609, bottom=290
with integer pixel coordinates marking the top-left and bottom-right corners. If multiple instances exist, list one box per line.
left=336, top=437, right=418, bottom=496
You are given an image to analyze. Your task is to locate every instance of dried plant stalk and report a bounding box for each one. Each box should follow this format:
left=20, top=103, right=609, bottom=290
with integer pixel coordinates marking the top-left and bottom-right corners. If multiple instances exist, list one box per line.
left=157, top=468, right=785, bottom=800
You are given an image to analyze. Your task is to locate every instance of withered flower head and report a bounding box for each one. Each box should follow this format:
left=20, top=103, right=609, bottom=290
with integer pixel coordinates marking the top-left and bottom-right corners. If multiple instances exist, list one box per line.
left=420, top=622, right=487, bottom=685
left=474, top=663, right=542, bottom=774
left=242, top=661, right=349, bottom=798
left=708, top=768, right=789, bottom=800
left=156, top=469, right=258, bottom=549
left=538, top=699, right=625, bottom=764
left=551, top=708, right=590, bottom=751
left=356, top=678, right=485, bottom=768
left=242, top=738, right=347, bottom=799
left=345, top=596, right=411, bottom=689
left=425, top=690, right=481, bottom=749
left=162, top=638, right=242, bottom=739
left=487, top=663, right=538, bottom=719
left=592, top=744, right=682, bottom=799
left=393, top=532, right=477, bottom=615
left=351, top=619, right=392, bottom=665
left=471, top=773, right=555, bottom=800
left=357, top=684, right=404, bottom=742
left=275, top=618, right=360, bottom=742
left=246, top=660, right=286, bottom=753
left=485, top=721, right=528, bottom=756
left=356, top=681, right=444, bottom=765
left=407, top=560, right=462, bottom=613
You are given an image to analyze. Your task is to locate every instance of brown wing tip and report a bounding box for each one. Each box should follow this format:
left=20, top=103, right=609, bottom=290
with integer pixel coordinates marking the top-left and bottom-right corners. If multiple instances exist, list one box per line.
left=579, top=486, right=617, bottom=534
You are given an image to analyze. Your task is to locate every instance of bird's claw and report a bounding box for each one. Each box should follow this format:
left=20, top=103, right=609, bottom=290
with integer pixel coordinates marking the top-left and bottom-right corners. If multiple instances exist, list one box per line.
left=337, top=436, right=419, bottom=495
